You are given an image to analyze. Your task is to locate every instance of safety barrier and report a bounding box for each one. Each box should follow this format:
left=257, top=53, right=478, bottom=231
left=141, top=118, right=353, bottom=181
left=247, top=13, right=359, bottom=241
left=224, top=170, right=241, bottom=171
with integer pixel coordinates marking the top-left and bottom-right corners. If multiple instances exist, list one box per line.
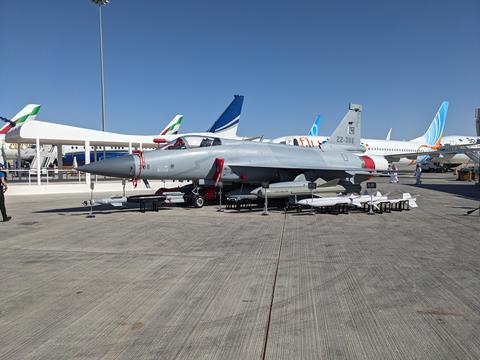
left=3, top=168, right=91, bottom=185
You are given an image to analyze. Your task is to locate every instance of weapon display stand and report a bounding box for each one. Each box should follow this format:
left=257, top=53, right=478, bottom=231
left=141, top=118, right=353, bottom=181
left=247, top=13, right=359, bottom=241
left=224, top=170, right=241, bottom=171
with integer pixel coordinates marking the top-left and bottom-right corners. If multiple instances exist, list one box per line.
left=217, top=182, right=224, bottom=212
left=86, top=182, right=95, bottom=218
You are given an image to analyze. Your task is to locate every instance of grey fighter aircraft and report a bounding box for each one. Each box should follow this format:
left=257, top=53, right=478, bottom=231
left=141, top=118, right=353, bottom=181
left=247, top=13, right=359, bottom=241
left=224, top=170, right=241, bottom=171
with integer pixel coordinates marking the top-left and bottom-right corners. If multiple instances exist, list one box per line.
left=78, top=135, right=388, bottom=191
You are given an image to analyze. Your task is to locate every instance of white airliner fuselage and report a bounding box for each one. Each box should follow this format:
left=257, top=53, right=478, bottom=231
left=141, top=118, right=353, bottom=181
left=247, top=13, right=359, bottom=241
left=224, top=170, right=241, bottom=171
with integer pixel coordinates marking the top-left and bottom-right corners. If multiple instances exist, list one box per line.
left=272, top=135, right=436, bottom=166
left=439, top=135, right=480, bottom=165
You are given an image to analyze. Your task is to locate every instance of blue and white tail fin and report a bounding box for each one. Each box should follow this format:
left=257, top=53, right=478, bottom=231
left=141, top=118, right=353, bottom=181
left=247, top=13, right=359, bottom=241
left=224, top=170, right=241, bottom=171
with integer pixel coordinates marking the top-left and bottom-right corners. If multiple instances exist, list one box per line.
left=410, top=101, right=449, bottom=148
left=308, top=115, right=321, bottom=136
left=206, top=95, right=244, bottom=137
left=386, top=128, right=392, bottom=141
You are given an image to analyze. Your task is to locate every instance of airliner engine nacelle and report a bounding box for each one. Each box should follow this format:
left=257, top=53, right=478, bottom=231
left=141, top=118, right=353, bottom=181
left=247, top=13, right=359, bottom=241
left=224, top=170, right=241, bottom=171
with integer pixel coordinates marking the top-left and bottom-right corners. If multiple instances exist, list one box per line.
left=360, top=155, right=389, bottom=171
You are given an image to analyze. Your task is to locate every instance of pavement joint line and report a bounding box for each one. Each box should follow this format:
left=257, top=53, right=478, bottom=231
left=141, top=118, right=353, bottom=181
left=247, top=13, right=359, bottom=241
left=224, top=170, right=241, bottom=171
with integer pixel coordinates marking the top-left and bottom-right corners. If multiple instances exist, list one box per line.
left=261, top=211, right=287, bottom=360
left=2, top=246, right=466, bottom=266
left=0, top=247, right=228, bottom=258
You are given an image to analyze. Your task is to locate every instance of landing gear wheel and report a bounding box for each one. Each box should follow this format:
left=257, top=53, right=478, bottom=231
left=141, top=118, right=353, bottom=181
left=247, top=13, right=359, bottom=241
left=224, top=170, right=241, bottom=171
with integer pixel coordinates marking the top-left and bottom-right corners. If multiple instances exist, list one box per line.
left=193, top=196, right=205, bottom=208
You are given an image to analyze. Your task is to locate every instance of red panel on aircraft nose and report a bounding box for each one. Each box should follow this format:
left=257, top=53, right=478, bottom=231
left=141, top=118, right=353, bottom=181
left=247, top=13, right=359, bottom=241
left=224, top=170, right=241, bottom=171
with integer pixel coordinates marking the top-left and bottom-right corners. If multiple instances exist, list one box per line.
left=361, top=155, right=375, bottom=170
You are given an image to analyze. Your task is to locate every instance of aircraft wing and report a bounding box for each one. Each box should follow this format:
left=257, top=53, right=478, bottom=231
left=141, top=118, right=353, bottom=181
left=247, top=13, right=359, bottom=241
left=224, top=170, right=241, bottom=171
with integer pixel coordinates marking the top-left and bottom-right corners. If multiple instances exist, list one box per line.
left=227, top=164, right=378, bottom=183
left=384, top=143, right=480, bottom=163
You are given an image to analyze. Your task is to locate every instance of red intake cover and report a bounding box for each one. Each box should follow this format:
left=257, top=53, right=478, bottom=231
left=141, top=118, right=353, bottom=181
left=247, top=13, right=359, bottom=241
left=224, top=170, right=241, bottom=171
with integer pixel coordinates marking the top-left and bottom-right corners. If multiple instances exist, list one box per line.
left=360, top=155, right=375, bottom=170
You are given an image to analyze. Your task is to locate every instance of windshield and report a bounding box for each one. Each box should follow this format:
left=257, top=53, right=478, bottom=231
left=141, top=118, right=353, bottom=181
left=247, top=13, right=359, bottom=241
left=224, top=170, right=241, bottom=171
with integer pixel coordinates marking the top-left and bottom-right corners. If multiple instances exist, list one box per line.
left=164, top=136, right=223, bottom=150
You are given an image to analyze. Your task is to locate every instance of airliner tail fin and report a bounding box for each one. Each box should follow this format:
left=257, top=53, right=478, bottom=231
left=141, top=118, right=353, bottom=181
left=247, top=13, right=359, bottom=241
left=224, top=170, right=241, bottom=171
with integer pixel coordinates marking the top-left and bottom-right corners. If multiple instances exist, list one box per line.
left=159, top=115, right=183, bottom=136
left=410, top=101, right=448, bottom=147
left=207, top=95, right=244, bottom=137
left=0, top=104, right=41, bottom=135
left=308, top=115, right=321, bottom=136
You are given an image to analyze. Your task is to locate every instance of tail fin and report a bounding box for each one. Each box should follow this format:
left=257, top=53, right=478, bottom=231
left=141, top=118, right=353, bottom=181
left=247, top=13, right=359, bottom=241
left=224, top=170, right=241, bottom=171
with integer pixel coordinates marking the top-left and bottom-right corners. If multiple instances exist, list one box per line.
left=0, top=104, right=41, bottom=135
left=308, top=115, right=321, bottom=136
left=410, top=101, right=449, bottom=147
left=206, top=95, right=244, bottom=137
left=159, top=115, right=183, bottom=136
left=328, top=103, right=362, bottom=148
left=386, top=128, right=392, bottom=141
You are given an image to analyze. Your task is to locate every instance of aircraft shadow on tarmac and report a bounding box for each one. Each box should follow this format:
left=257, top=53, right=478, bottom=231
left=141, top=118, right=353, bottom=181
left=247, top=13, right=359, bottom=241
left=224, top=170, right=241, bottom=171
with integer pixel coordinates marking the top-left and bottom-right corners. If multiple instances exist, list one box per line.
left=404, top=182, right=480, bottom=200
left=34, top=204, right=174, bottom=216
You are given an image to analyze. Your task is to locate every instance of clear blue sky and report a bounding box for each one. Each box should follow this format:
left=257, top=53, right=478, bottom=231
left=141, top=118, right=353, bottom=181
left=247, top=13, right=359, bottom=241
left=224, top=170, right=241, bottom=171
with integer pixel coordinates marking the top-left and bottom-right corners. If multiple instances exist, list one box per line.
left=1, top=0, right=479, bottom=139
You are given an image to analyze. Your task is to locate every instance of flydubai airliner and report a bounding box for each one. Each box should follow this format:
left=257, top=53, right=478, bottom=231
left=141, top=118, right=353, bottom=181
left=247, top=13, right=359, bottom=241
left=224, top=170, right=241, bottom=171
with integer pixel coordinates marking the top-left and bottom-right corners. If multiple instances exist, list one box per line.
left=274, top=101, right=449, bottom=167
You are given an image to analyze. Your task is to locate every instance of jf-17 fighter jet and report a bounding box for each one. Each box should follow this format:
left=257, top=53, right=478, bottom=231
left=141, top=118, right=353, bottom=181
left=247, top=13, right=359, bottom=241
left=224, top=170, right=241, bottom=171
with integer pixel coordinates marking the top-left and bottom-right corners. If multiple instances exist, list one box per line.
left=78, top=103, right=389, bottom=206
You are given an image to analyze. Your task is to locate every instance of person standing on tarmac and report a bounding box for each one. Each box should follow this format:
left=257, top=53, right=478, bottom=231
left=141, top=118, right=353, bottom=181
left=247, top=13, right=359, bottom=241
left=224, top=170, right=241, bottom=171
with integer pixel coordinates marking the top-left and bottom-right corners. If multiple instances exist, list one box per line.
left=0, top=164, right=12, bottom=222
left=415, top=163, right=422, bottom=185
left=392, top=163, right=399, bottom=184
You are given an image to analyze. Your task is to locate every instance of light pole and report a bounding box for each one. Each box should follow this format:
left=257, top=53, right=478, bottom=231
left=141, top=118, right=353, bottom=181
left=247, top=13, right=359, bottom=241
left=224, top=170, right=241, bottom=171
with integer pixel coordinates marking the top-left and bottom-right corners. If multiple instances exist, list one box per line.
left=91, top=0, right=109, bottom=164
left=91, top=0, right=109, bottom=133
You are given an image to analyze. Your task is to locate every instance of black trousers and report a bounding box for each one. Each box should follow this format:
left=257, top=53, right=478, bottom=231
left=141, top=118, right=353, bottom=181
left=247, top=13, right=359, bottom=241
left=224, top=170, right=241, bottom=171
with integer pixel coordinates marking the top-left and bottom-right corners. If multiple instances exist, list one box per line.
left=0, top=191, right=7, bottom=220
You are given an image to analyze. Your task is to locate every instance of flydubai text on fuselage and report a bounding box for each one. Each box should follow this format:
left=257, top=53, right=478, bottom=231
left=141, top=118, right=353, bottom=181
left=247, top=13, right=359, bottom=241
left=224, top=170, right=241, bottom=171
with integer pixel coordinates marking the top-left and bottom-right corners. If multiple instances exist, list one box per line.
left=274, top=102, right=449, bottom=166
left=0, top=104, right=41, bottom=162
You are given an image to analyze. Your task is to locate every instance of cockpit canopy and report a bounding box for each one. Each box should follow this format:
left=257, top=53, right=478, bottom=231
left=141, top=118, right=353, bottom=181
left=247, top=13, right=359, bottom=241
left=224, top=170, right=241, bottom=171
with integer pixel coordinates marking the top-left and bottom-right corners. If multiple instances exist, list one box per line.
left=163, top=135, right=224, bottom=150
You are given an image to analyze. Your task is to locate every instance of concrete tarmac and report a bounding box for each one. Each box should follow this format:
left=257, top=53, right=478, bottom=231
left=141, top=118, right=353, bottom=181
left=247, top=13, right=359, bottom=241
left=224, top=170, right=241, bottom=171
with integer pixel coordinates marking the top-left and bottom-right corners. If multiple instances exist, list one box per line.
left=0, top=174, right=479, bottom=359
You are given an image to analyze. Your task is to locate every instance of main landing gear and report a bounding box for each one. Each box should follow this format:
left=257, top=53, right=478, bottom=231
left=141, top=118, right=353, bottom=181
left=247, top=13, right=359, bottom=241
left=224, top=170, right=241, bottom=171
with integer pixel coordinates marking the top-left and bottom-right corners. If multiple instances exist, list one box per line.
left=192, top=195, right=205, bottom=208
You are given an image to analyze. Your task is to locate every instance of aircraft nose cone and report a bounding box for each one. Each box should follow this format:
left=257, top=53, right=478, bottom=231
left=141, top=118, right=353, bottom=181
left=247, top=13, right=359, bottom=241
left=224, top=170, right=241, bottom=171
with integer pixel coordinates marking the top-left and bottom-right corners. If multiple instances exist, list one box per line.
left=77, top=155, right=137, bottom=178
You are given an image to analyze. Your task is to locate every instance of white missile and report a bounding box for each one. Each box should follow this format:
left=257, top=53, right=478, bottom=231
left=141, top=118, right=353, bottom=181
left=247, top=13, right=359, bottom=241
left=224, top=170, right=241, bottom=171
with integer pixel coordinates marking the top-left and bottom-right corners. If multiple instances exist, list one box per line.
left=83, top=196, right=127, bottom=207
left=298, top=191, right=387, bottom=208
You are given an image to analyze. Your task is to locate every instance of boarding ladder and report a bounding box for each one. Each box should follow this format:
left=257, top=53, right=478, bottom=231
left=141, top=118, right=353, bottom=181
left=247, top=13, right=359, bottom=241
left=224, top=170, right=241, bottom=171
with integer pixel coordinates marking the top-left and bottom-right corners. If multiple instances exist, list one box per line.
left=0, top=145, right=6, bottom=165
left=465, top=145, right=480, bottom=165
left=30, top=145, right=57, bottom=170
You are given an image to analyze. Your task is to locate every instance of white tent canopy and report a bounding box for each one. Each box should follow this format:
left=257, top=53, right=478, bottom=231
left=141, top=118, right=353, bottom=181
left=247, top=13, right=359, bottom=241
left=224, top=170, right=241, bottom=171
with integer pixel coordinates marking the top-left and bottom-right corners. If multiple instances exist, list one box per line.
left=6, top=120, right=163, bottom=186
left=5, top=120, right=159, bottom=147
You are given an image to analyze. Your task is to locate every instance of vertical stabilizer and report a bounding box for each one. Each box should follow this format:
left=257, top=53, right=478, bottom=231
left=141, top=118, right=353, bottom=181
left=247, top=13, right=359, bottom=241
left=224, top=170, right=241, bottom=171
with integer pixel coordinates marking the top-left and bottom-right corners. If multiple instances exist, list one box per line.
left=0, top=104, right=41, bottom=135
left=206, top=95, right=244, bottom=137
left=308, top=115, right=321, bottom=136
left=328, top=103, right=362, bottom=148
left=410, top=101, right=448, bottom=147
left=475, top=108, right=480, bottom=137
left=159, top=115, right=183, bottom=135
left=386, top=128, right=392, bottom=141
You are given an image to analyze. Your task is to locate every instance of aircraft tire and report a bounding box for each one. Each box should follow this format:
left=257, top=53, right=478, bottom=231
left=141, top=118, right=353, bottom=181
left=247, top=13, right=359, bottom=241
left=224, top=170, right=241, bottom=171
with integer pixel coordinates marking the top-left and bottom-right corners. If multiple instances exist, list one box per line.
left=193, top=196, right=205, bottom=208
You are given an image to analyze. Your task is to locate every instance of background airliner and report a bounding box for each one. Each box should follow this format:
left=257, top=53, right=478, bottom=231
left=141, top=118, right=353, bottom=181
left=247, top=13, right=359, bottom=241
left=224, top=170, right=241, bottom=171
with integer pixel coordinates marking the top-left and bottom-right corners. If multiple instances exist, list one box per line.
left=273, top=101, right=449, bottom=167
left=23, top=95, right=245, bottom=166
left=0, top=104, right=41, bottom=164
